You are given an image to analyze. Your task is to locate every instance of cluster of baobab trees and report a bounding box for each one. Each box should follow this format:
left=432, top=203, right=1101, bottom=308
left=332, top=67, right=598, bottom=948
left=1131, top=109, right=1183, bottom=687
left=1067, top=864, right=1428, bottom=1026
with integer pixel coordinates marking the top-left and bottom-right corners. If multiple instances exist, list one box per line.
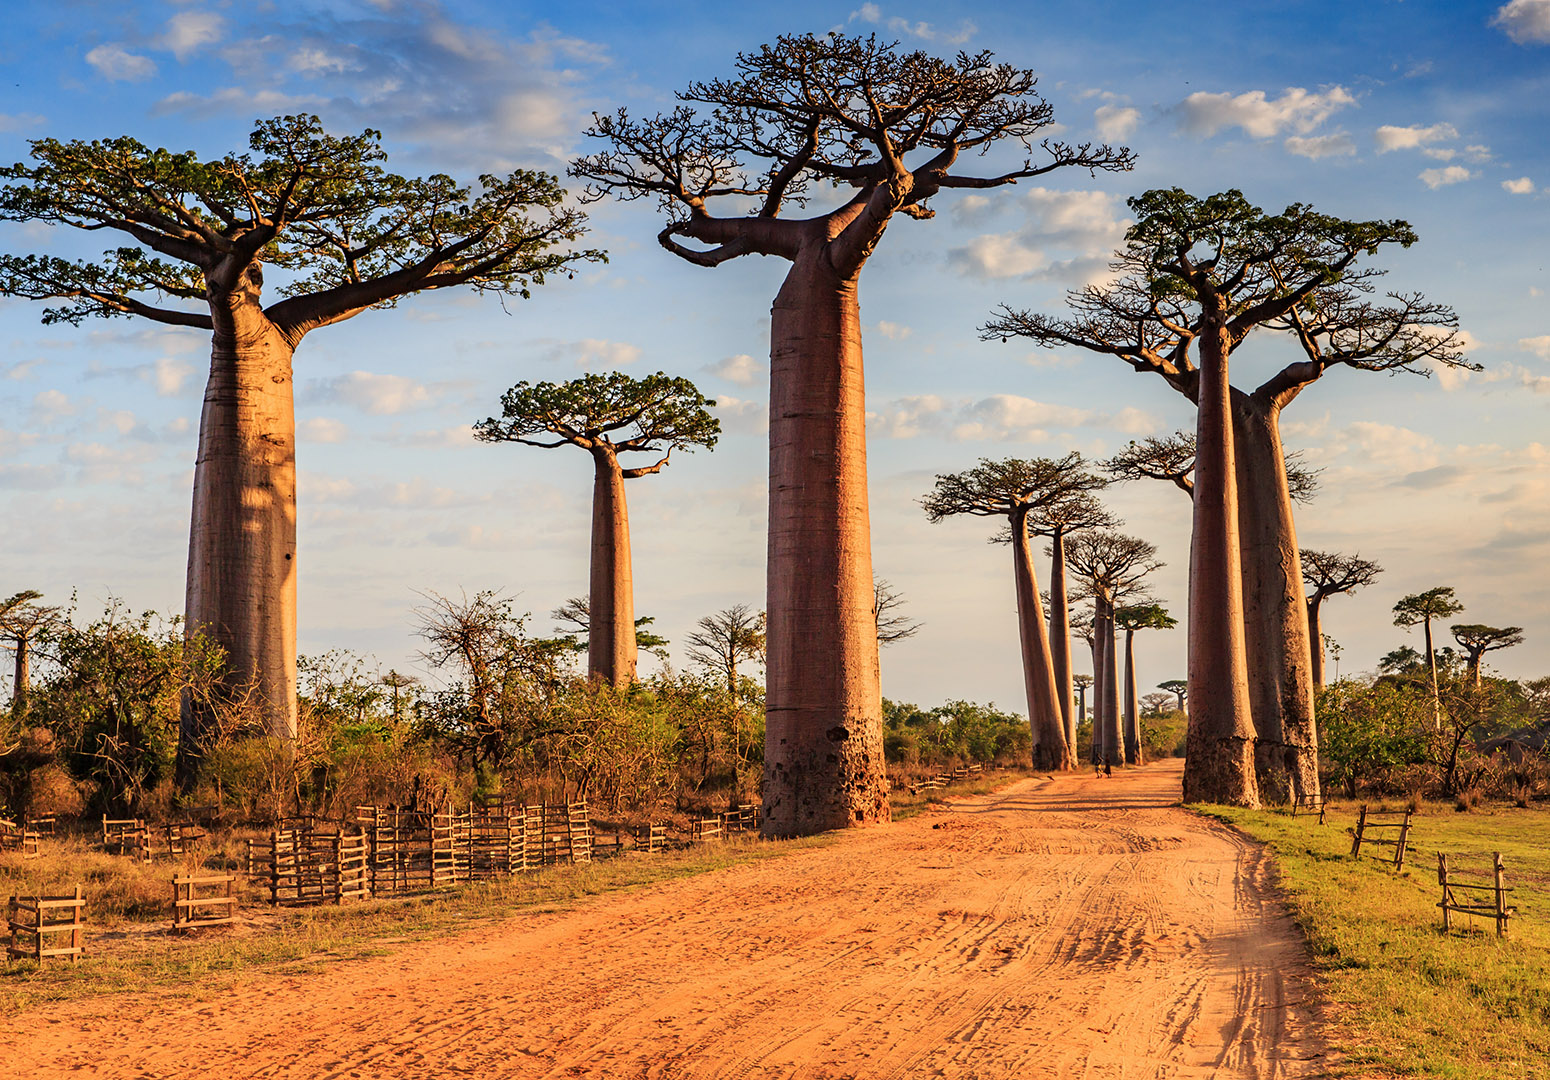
left=0, top=32, right=1474, bottom=829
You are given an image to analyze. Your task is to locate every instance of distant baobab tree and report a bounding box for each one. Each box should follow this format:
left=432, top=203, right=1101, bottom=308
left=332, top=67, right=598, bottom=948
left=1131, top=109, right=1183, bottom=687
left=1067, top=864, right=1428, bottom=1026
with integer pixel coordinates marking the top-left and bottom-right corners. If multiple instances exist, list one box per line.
left=922, top=454, right=1109, bottom=769
left=573, top=32, right=1133, bottom=834
left=0, top=591, right=61, bottom=719
left=1106, top=431, right=1321, bottom=503
left=1394, top=586, right=1465, bottom=725
left=1032, top=489, right=1115, bottom=751
left=686, top=604, right=767, bottom=699
left=1158, top=679, right=1187, bottom=713
left=0, top=114, right=599, bottom=780
left=1301, top=550, right=1382, bottom=691
left=1073, top=673, right=1094, bottom=727
left=1066, top=532, right=1161, bottom=769
left=986, top=188, right=1467, bottom=806
left=476, top=372, right=718, bottom=687
left=1450, top=624, right=1524, bottom=687
left=1113, top=603, right=1177, bottom=764
left=872, top=579, right=923, bottom=648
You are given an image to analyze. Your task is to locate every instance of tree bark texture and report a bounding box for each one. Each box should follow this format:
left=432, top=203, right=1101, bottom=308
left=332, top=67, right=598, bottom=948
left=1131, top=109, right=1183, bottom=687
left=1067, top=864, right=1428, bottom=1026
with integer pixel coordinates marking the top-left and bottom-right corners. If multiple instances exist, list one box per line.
left=1012, top=513, right=1072, bottom=770
left=1049, top=532, right=1077, bottom=751
left=11, top=636, right=29, bottom=719
left=761, top=253, right=890, bottom=835
left=1090, top=624, right=1108, bottom=765
left=1182, top=321, right=1259, bottom=807
left=1307, top=598, right=1326, bottom=692
left=1233, top=398, right=1318, bottom=803
left=1098, top=598, right=1122, bottom=767
left=1123, top=628, right=1142, bottom=765
left=181, top=293, right=298, bottom=775
left=588, top=448, right=638, bottom=689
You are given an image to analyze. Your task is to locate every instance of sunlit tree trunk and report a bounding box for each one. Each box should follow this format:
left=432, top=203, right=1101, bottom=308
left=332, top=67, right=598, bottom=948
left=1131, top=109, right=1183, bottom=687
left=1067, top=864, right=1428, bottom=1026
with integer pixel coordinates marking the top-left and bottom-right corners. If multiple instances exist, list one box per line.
left=1307, top=597, right=1326, bottom=692
left=1049, top=531, right=1077, bottom=750
left=11, top=636, right=30, bottom=719
left=588, top=446, right=637, bottom=688
left=1013, top=512, right=1071, bottom=770
left=180, top=283, right=297, bottom=785
left=1182, top=318, right=1259, bottom=806
left=1098, top=597, right=1122, bottom=767
left=1122, top=627, right=1142, bottom=765
left=1234, top=395, right=1318, bottom=803
left=762, top=249, right=889, bottom=835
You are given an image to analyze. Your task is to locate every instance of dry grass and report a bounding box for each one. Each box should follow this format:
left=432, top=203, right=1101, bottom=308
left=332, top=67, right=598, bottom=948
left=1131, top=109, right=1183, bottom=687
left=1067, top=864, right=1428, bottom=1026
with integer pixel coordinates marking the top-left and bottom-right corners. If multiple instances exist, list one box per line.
left=1203, top=796, right=1550, bottom=1079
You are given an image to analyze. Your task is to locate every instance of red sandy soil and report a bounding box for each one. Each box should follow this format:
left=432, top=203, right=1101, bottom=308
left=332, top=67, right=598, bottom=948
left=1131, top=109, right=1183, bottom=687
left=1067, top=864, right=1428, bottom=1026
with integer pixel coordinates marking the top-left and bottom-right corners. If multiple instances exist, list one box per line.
left=4, top=759, right=1331, bottom=1078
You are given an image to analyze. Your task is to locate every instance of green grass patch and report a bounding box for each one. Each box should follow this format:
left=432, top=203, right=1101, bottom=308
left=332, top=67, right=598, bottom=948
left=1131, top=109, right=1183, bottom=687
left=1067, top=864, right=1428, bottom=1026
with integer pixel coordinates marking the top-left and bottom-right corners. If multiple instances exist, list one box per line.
left=1, top=833, right=833, bottom=1015
left=1201, top=798, right=1550, bottom=1079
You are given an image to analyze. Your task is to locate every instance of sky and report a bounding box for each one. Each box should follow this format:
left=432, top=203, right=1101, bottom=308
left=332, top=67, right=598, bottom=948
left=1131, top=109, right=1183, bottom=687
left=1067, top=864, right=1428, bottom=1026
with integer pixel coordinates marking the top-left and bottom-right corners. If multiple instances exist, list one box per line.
left=1, top=0, right=1548, bottom=714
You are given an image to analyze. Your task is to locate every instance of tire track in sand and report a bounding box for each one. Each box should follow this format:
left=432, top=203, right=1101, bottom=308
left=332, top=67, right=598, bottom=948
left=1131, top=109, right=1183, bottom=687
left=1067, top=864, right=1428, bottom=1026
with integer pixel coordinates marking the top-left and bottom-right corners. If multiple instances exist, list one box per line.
left=1, top=760, right=1332, bottom=1079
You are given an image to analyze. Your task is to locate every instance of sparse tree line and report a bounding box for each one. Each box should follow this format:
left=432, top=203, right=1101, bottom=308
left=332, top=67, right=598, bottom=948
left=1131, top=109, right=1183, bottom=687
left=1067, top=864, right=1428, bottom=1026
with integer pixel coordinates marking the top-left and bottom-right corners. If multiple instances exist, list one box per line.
left=0, top=31, right=1528, bottom=828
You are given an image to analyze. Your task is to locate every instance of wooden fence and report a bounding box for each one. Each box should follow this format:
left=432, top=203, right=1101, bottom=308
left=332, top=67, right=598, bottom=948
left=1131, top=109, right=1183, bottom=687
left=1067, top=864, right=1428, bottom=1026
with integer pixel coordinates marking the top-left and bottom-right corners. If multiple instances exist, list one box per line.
left=1350, top=805, right=1414, bottom=869
left=6, top=886, right=84, bottom=963
left=248, top=819, right=372, bottom=905
left=1438, top=852, right=1516, bottom=936
left=172, top=874, right=238, bottom=931
left=0, top=818, right=41, bottom=859
left=908, top=764, right=985, bottom=794
left=1290, top=792, right=1329, bottom=824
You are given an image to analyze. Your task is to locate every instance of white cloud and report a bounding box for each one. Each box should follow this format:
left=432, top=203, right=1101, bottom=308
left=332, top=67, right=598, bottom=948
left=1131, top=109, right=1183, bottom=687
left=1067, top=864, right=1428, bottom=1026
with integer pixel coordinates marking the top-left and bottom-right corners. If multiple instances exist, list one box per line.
left=704, top=354, right=765, bottom=386
left=1285, top=132, right=1356, bottom=159
left=948, top=187, right=1130, bottom=285
left=710, top=395, right=767, bottom=435
left=1175, top=86, right=1355, bottom=139
left=30, top=389, right=76, bottom=424
left=310, top=371, right=436, bottom=415
left=289, top=47, right=359, bottom=76
left=1094, top=105, right=1140, bottom=141
left=153, top=355, right=195, bottom=396
left=85, top=44, right=158, bottom=82
left=162, top=11, right=225, bottom=60
left=1493, top=0, right=1550, bottom=44
left=1374, top=122, right=1457, bottom=153
left=875, top=321, right=913, bottom=341
left=866, top=393, right=1158, bottom=442
left=543, top=338, right=642, bottom=369
left=1519, top=335, right=1550, bottom=360
left=1503, top=176, right=1536, bottom=194
left=848, top=4, right=976, bottom=45
left=299, top=417, right=350, bottom=443
left=1419, top=165, right=1472, bottom=189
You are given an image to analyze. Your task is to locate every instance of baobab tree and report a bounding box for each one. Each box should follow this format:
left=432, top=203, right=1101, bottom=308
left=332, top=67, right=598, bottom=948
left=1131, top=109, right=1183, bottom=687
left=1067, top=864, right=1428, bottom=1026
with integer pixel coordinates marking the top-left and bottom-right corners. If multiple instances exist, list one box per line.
left=1394, top=586, right=1465, bottom=724
left=1301, top=550, right=1383, bottom=691
left=475, top=372, right=719, bottom=687
left=1031, top=489, right=1116, bottom=749
left=1073, top=673, right=1094, bottom=728
left=986, top=188, right=1464, bottom=806
left=873, top=579, right=924, bottom=647
left=573, top=33, right=1133, bottom=833
left=550, top=596, right=670, bottom=658
left=1450, top=624, right=1524, bottom=687
left=0, top=591, right=61, bottom=719
left=686, top=604, right=767, bottom=698
left=922, top=455, right=1108, bottom=769
left=1106, top=431, right=1321, bottom=503
left=0, top=115, right=598, bottom=775
left=1066, top=532, right=1161, bottom=769
left=1113, top=603, right=1177, bottom=764
left=1158, top=679, right=1187, bottom=713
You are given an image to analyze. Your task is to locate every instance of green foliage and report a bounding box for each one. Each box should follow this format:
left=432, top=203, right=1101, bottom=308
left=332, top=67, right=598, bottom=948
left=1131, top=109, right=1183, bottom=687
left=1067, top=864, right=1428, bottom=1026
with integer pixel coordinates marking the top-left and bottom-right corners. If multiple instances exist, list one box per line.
left=882, top=698, right=1030, bottom=766
left=1393, top=586, right=1465, bottom=628
left=474, top=371, right=720, bottom=459
left=1317, top=679, right=1431, bottom=797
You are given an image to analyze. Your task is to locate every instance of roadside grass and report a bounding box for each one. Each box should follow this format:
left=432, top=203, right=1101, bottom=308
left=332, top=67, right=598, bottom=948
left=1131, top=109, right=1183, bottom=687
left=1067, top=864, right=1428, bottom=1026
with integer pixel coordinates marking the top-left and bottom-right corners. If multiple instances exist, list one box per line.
left=1203, top=798, right=1550, bottom=1080
left=889, top=766, right=1028, bottom=820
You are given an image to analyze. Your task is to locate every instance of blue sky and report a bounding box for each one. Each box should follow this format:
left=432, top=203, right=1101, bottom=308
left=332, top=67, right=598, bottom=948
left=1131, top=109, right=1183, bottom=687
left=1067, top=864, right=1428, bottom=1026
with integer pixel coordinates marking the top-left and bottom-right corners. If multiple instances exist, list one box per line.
left=2, top=0, right=1548, bottom=711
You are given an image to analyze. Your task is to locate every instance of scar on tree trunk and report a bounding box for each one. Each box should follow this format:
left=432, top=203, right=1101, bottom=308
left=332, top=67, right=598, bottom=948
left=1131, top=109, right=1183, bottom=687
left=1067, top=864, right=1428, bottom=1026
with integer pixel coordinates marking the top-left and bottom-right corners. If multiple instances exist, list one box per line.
left=588, top=447, right=637, bottom=688
left=761, top=253, right=890, bottom=836
left=179, top=298, right=298, bottom=786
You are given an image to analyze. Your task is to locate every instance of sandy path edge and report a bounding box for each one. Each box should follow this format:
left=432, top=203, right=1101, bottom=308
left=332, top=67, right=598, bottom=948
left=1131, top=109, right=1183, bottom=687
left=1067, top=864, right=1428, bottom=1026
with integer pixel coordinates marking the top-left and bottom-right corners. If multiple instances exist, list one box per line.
left=3, top=760, right=1337, bottom=1079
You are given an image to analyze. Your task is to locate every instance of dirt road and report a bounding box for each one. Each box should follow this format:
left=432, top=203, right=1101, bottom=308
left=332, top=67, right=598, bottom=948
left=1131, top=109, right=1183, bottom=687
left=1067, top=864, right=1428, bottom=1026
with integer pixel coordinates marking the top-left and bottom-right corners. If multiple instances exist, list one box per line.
left=6, top=760, right=1330, bottom=1079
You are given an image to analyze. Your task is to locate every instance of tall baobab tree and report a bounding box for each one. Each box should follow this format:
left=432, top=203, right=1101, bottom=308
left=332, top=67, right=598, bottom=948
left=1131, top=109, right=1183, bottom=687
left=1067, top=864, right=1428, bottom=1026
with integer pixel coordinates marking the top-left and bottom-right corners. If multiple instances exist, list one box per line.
left=1113, top=603, right=1177, bottom=764
left=986, top=188, right=1463, bottom=806
left=1450, top=624, right=1524, bottom=687
left=476, top=372, right=718, bottom=687
left=0, top=591, right=61, bottom=719
left=573, top=34, right=1133, bottom=833
left=0, top=115, right=598, bottom=776
left=686, top=604, right=767, bottom=699
left=1031, top=489, right=1116, bottom=750
left=1301, top=550, right=1382, bottom=691
left=1394, top=587, right=1465, bottom=725
left=922, top=455, right=1107, bottom=769
left=1066, top=532, right=1162, bottom=770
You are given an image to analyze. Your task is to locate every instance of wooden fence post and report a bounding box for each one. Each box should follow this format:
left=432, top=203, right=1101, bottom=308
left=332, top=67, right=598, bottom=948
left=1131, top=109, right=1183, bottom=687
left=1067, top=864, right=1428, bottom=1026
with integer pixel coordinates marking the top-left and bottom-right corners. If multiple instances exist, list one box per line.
left=1438, top=853, right=1451, bottom=932
left=1394, top=810, right=1412, bottom=870
left=1494, top=852, right=1508, bottom=937
left=1351, top=805, right=1367, bottom=857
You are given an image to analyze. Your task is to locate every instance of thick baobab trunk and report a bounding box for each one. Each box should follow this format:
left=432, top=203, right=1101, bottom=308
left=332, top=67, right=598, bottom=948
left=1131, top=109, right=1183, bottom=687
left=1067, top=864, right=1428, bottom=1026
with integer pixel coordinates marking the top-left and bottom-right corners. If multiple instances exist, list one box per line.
left=588, top=447, right=637, bottom=688
left=1307, top=597, right=1326, bottom=691
left=761, top=252, right=889, bottom=836
left=1013, top=513, right=1072, bottom=770
left=11, top=636, right=29, bottom=718
left=1122, top=628, right=1142, bottom=765
left=180, top=291, right=298, bottom=783
left=1234, top=397, right=1318, bottom=803
left=1182, top=322, right=1259, bottom=806
left=1089, top=626, right=1107, bottom=765
left=1098, top=598, right=1122, bottom=767
left=1049, top=531, right=1077, bottom=751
